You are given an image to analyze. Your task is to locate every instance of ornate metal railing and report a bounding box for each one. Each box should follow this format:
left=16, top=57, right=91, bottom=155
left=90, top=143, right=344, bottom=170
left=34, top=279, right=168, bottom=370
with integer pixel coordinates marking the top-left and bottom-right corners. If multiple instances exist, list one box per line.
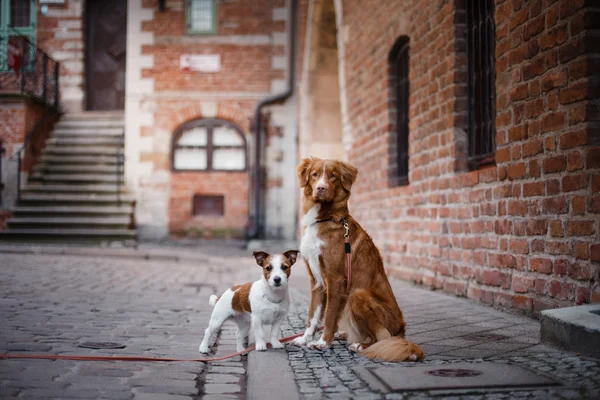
left=0, top=31, right=59, bottom=108
left=0, top=32, right=60, bottom=206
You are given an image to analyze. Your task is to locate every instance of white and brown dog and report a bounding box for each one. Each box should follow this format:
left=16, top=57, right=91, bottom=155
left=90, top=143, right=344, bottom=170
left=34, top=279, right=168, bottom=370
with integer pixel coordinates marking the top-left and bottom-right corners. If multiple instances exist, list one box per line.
left=199, top=250, right=299, bottom=353
left=291, top=157, right=424, bottom=362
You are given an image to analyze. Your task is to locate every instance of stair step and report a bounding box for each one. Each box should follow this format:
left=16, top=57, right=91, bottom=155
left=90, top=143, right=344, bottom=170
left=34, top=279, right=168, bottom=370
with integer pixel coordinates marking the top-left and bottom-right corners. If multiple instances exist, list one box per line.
left=20, top=193, right=135, bottom=203
left=30, top=174, right=124, bottom=184
left=2, top=112, right=135, bottom=243
left=33, top=164, right=123, bottom=174
left=0, top=228, right=136, bottom=241
left=39, top=154, right=121, bottom=165
left=8, top=216, right=130, bottom=225
left=22, top=184, right=129, bottom=194
left=46, top=137, right=123, bottom=146
left=61, top=112, right=124, bottom=121
left=52, top=127, right=123, bottom=136
left=55, top=121, right=124, bottom=130
left=12, top=206, right=133, bottom=215
left=43, top=146, right=121, bottom=156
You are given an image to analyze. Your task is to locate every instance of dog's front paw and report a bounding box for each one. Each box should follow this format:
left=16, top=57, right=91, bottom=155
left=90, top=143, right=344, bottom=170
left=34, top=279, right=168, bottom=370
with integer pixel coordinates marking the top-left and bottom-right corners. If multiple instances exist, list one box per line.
left=199, top=344, right=210, bottom=354
left=349, top=343, right=363, bottom=353
left=307, top=338, right=330, bottom=351
left=271, top=339, right=284, bottom=349
left=290, top=335, right=311, bottom=347
left=255, top=341, right=268, bottom=351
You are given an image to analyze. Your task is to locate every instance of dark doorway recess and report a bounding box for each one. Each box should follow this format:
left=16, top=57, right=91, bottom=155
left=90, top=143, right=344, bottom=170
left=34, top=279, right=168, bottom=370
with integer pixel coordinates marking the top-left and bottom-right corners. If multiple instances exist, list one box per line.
left=86, top=0, right=127, bottom=111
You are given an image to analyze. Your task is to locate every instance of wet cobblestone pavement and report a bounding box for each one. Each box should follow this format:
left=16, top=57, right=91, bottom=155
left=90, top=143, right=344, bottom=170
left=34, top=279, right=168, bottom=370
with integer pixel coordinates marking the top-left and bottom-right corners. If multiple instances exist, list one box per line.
left=0, top=244, right=599, bottom=399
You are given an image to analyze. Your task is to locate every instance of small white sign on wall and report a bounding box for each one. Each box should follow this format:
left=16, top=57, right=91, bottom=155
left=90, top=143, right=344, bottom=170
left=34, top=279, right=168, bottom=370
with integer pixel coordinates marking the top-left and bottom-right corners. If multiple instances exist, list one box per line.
left=180, top=55, right=221, bottom=73
left=40, top=0, right=65, bottom=3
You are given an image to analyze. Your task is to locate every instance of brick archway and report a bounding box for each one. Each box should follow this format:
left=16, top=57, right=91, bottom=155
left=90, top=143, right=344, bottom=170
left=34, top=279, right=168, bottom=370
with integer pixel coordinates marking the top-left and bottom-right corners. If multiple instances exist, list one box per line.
left=160, top=102, right=251, bottom=138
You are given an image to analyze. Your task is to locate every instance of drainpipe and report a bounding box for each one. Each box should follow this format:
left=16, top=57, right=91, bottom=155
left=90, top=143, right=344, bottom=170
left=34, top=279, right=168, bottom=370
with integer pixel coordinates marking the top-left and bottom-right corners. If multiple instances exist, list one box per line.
left=0, top=139, right=4, bottom=208
left=246, top=0, right=298, bottom=240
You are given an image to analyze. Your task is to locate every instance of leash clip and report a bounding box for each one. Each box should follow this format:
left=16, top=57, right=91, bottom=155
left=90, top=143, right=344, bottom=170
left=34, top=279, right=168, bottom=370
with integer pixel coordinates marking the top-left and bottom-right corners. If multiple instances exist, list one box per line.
left=343, top=219, right=349, bottom=238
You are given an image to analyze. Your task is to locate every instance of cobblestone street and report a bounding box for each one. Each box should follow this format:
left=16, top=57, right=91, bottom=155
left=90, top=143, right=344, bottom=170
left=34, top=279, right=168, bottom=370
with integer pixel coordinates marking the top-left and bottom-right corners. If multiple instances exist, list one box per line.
left=1, top=243, right=599, bottom=399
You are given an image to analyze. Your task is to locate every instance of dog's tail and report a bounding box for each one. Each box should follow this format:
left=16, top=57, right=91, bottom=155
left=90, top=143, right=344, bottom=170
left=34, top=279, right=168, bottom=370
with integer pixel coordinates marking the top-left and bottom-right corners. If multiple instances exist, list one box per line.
left=209, top=295, right=219, bottom=307
left=360, top=336, right=424, bottom=362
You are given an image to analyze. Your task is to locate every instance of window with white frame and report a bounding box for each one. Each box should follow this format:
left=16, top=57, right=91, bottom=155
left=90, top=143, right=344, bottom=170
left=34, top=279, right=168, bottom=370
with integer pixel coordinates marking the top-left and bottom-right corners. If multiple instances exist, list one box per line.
left=172, top=119, right=247, bottom=172
left=186, top=0, right=217, bottom=35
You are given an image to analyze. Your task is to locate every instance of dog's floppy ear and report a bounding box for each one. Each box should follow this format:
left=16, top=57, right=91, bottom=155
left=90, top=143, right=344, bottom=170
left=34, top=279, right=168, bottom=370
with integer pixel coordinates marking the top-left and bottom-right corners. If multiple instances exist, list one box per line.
left=252, top=251, right=269, bottom=266
left=297, top=157, right=318, bottom=188
left=283, top=250, right=300, bottom=265
left=339, top=161, right=358, bottom=192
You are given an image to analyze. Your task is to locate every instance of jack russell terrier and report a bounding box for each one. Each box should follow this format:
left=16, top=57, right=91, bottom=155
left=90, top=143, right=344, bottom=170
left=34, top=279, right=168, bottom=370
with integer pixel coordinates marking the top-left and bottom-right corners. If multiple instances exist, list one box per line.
left=199, top=250, right=299, bottom=353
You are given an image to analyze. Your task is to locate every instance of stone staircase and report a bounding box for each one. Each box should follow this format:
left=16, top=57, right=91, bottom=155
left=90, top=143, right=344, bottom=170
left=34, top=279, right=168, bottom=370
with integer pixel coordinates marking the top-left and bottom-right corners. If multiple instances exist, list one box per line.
left=0, top=112, right=136, bottom=243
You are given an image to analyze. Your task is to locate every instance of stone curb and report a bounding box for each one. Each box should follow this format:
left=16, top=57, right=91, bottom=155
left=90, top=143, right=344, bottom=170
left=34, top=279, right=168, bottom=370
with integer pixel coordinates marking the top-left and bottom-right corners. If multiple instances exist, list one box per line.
left=247, top=348, right=300, bottom=400
left=0, top=244, right=211, bottom=263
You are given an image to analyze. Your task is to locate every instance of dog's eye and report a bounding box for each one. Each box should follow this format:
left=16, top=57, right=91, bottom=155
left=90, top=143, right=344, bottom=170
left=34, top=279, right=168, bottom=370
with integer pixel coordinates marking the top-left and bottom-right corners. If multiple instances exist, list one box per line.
left=266, top=266, right=273, bottom=272
left=330, top=173, right=336, bottom=180
left=281, top=265, right=289, bottom=270
left=312, top=172, right=318, bottom=178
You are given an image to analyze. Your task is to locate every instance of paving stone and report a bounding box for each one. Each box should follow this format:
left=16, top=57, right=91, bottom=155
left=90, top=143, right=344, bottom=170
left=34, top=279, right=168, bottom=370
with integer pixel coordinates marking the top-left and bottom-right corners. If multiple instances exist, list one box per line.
left=132, top=394, right=193, bottom=400
left=208, top=366, right=246, bottom=374
left=203, top=383, right=242, bottom=394
left=206, top=373, right=240, bottom=383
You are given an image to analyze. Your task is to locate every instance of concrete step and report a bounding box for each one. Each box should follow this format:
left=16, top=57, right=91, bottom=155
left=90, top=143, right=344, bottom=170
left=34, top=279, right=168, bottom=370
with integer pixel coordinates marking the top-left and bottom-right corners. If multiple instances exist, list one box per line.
left=43, top=146, right=121, bottom=156
left=8, top=216, right=131, bottom=228
left=52, top=128, right=123, bottom=137
left=55, top=120, right=124, bottom=129
left=11, top=205, right=134, bottom=216
left=22, top=184, right=130, bottom=194
left=19, top=193, right=135, bottom=204
left=0, top=228, right=136, bottom=242
left=33, top=164, right=123, bottom=174
left=61, top=112, right=124, bottom=121
left=39, top=154, right=121, bottom=165
left=46, top=137, right=123, bottom=146
left=541, top=304, right=600, bottom=359
left=29, top=174, right=124, bottom=184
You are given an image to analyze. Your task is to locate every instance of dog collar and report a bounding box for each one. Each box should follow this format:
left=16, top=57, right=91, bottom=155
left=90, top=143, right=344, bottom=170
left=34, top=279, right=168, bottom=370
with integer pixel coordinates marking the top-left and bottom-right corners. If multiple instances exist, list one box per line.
left=262, top=291, right=286, bottom=304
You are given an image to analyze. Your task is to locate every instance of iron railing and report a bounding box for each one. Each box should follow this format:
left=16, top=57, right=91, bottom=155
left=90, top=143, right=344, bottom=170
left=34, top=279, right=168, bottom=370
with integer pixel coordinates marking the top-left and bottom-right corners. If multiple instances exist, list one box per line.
left=0, top=31, right=60, bottom=205
left=116, top=129, right=125, bottom=205
left=0, top=31, right=59, bottom=108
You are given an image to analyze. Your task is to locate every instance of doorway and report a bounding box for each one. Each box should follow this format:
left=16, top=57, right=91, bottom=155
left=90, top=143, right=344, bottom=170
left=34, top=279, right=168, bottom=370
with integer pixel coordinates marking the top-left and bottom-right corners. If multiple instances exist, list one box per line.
left=85, top=0, right=127, bottom=111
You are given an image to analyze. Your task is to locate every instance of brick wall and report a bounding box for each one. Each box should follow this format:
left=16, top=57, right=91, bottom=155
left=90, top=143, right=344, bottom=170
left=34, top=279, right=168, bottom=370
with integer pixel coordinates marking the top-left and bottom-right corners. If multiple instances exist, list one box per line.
left=0, top=97, right=55, bottom=216
left=37, top=0, right=85, bottom=112
left=130, top=0, right=289, bottom=239
left=330, top=0, right=599, bottom=314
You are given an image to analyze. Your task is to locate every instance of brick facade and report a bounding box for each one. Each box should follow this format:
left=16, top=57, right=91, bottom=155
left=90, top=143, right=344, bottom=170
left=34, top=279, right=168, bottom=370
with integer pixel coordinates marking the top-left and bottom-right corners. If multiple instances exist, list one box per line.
left=0, top=98, right=55, bottom=212
left=37, top=0, right=85, bottom=112
left=127, top=0, right=293, bottom=239
left=309, top=0, right=599, bottom=313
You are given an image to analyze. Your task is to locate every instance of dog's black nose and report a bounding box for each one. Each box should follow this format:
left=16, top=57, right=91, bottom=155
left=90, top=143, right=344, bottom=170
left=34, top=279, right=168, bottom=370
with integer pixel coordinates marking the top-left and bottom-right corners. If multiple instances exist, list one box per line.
left=274, top=277, right=281, bottom=284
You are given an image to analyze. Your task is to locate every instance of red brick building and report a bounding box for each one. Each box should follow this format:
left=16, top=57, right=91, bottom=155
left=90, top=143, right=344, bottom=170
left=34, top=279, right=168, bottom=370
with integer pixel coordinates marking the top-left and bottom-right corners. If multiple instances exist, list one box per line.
left=0, top=0, right=598, bottom=313
left=1, top=0, right=299, bottom=240
left=297, top=0, right=599, bottom=313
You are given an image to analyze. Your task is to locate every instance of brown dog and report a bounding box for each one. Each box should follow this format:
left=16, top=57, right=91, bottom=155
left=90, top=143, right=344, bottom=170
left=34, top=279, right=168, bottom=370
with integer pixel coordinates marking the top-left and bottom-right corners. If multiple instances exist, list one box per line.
left=291, top=157, right=424, bottom=361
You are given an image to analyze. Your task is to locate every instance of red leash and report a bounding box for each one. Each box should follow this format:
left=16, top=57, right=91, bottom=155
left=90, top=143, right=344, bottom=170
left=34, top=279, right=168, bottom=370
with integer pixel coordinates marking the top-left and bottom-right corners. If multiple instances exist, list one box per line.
left=0, top=331, right=306, bottom=363
left=344, top=219, right=352, bottom=293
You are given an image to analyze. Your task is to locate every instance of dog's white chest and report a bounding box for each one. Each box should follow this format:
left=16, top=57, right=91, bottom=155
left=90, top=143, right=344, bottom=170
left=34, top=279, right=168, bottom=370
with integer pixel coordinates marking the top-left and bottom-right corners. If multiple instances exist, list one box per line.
left=300, top=205, right=324, bottom=288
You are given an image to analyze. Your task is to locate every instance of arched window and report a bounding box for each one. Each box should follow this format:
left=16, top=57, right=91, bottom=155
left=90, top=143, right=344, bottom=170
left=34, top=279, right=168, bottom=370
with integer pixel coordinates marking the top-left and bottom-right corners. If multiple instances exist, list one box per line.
left=389, top=36, right=410, bottom=186
left=172, top=119, right=247, bottom=171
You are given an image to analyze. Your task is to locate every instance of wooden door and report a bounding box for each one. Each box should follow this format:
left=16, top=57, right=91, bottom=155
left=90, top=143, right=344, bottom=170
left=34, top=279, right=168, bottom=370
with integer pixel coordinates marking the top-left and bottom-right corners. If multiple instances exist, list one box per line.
left=86, top=0, right=127, bottom=111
